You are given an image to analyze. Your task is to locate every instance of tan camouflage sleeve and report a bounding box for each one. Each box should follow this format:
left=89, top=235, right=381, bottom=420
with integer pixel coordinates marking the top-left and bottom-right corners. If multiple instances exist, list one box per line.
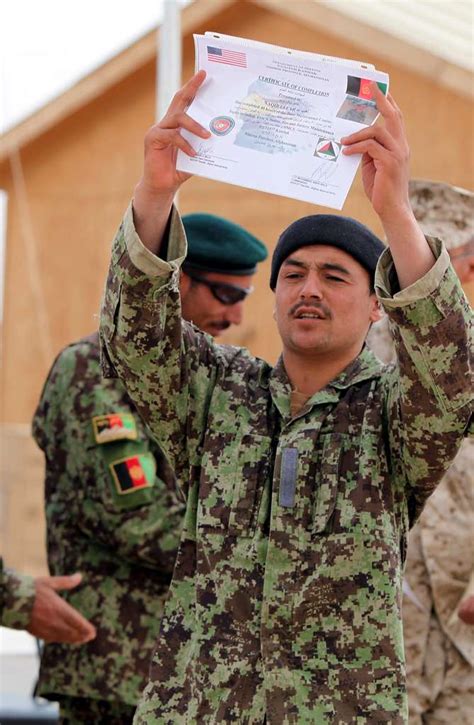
left=462, top=569, right=474, bottom=601
left=401, top=526, right=434, bottom=719
left=0, top=560, right=35, bottom=629
left=375, top=237, right=473, bottom=520
left=100, top=203, right=224, bottom=482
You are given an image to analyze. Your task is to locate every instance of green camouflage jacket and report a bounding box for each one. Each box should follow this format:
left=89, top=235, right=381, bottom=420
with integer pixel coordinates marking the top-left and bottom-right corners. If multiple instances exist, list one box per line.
left=0, top=558, right=35, bottom=629
left=100, top=205, right=472, bottom=724
left=32, top=332, right=185, bottom=706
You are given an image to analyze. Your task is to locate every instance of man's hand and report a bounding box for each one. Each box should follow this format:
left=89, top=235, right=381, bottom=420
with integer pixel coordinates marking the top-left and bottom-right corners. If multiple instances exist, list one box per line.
left=458, top=595, right=474, bottom=625
left=133, top=70, right=211, bottom=253
left=27, top=573, right=96, bottom=644
left=341, top=87, right=411, bottom=223
left=341, top=86, right=435, bottom=289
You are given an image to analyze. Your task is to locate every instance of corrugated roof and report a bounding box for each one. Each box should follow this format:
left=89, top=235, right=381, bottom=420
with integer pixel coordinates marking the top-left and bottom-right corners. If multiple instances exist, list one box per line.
left=319, top=0, right=473, bottom=72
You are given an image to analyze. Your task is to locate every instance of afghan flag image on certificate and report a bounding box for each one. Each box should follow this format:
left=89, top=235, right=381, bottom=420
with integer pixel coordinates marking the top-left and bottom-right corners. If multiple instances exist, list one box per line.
left=337, top=76, right=388, bottom=125
left=346, top=76, right=388, bottom=100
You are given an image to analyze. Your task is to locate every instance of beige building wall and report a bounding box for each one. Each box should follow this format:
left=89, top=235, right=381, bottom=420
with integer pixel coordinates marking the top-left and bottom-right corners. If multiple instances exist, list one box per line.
left=0, top=2, right=472, bottom=572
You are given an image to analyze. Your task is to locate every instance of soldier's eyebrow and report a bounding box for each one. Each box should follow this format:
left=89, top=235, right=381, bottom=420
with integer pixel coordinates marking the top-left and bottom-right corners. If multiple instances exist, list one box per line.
left=282, top=258, right=308, bottom=270
left=282, top=257, right=352, bottom=277
left=320, top=263, right=352, bottom=277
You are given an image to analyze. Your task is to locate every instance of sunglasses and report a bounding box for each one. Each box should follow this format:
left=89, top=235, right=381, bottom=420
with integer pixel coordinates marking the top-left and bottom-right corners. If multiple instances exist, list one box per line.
left=185, top=271, right=253, bottom=305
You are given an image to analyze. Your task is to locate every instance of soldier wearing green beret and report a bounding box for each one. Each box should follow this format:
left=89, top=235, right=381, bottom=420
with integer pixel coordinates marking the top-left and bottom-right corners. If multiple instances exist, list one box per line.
left=32, top=213, right=266, bottom=723
left=100, top=72, right=472, bottom=723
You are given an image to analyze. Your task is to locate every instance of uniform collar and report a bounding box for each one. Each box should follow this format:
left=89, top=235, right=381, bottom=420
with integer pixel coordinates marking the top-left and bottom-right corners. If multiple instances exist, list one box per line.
left=268, top=345, right=383, bottom=419
left=327, top=345, right=383, bottom=390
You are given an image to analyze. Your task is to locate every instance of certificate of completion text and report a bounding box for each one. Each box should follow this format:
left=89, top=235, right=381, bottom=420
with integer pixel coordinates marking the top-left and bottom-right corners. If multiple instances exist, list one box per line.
left=177, top=34, right=389, bottom=210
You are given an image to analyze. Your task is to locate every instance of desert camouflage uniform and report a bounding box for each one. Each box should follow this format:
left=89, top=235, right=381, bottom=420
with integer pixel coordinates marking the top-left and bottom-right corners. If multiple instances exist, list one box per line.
left=32, top=332, right=185, bottom=719
left=0, top=558, right=35, bottom=629
left=367, top=180, right=474, bottom=724
left=100, top=205, right=472, bottom=723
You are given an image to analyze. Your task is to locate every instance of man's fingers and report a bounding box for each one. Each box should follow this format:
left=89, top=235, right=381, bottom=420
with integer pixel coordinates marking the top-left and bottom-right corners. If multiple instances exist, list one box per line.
left=160, top=112, right=210, bottom=139
left=341, top=125, right=398, bottom=153
left=374, top=84, right=405, bottom=135
left=156, top=128, right=199, bottom=157
left=385, top=91, right=403, bottom=115
left=45, top=596, right=97, bottom=643
left=44, top=573, right=83, bottom=592
left=166, top=70, right=207, bottom=116
left=342, top=138, right=392, bottom=160
left=27, top=585, right=97, bottom=644
left=56, top=599, right=97, bottom=640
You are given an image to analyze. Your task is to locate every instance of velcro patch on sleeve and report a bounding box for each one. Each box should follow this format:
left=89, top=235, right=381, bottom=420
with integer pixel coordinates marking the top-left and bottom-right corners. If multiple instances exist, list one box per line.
left=92, top=413, right=137, bottom=444
left=109, top=454, right=156, bottom=495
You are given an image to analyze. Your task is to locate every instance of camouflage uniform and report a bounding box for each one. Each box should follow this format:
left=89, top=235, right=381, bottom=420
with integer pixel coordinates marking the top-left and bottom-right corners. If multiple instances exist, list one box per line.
left=0, top=558, right=35, bottom=629
left=32, top=332, right=185, bottom=720
left=367, top=180, right=474, bottom=725
left=100, top=205, right=473, bottom=723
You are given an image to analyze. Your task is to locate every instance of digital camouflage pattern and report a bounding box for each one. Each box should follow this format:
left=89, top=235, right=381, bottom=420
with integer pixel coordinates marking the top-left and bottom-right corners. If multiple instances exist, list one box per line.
left=58, top=694, right=135, bottom=724
left=100, top=205, right=473, bottom=723
left=32, top=333, right=185, bottom=707
left=368, top=179, right=474, bottom=724
left=0, top=558, right=35, bottom=629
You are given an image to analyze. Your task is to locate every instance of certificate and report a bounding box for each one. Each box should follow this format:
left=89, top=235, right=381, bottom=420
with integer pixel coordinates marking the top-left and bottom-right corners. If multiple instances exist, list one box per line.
left=176, top=33, right=389, bottom=210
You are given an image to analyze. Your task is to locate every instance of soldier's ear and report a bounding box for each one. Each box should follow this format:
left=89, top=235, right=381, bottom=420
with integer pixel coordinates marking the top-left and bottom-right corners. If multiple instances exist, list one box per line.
left=180, top=271, right=192, bottom=298
left=369, top=297, right=384, bottom=323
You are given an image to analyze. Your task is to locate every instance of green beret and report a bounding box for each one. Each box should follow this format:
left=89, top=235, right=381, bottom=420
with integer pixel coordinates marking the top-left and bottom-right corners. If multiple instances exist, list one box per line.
left=182, top=213, right=267, bottom=276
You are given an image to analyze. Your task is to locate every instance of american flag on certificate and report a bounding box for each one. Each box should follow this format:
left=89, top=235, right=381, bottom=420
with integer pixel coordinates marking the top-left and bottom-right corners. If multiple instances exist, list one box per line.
left=207, top=46, right=247, bottom=68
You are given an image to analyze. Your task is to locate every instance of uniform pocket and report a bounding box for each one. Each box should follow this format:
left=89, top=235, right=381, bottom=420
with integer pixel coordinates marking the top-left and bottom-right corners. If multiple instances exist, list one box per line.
left=311, top=433, right=343, bottom=534
left=198, top=432, right=271, bottom=536
left=228, top=434, right=270, bottom=535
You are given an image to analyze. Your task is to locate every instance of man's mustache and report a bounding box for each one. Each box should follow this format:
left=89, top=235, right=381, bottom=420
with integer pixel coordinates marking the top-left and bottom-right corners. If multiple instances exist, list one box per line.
left=289, top=301, right=331, bottom=319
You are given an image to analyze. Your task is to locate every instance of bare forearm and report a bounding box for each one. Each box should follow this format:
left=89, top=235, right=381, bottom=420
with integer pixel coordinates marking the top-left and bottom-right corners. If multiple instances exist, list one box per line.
left=382, top=208, right=436, bottom=290
left=133, top=181, right=175, bottom=256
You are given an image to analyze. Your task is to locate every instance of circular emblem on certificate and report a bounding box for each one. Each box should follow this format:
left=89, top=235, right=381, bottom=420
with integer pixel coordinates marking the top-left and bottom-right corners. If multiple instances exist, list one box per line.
left=210, top=116, right=235, bottom=136
left=315, top=138, right=341, bottom=161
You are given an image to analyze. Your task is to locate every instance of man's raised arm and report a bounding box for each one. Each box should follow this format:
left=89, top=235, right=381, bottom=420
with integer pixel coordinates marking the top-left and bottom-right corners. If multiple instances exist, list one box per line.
left=100, top=72, right=220, bottom=476
left=342, top=85, right=435, bottom=289
left=344, top=87, right=472, bottom=515
left=132, top=70, right=210, bottom=252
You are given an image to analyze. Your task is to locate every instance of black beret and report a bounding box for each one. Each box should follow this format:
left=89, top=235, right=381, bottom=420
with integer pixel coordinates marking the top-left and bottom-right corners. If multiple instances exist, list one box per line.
left=270, top=214, right=385, bottom=290
left=182, top=213, right=267, bottom=276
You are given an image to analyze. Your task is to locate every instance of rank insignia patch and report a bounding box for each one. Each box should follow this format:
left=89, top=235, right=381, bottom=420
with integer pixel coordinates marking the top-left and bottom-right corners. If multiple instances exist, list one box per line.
left=109, top=454, right=155, bottom=495
left=92, top=413, right=137, bottom=444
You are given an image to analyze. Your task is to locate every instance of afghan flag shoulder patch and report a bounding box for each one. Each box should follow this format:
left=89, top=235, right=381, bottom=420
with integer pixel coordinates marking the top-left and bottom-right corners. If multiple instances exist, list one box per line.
left=92, top=413, right=137, bottom=444
left=109, top=453, right=156, bottom=495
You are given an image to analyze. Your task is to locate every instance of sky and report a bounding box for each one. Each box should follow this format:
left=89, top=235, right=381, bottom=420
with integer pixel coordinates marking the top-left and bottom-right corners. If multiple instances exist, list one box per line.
left=0, top=0, right=171, bottom=132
